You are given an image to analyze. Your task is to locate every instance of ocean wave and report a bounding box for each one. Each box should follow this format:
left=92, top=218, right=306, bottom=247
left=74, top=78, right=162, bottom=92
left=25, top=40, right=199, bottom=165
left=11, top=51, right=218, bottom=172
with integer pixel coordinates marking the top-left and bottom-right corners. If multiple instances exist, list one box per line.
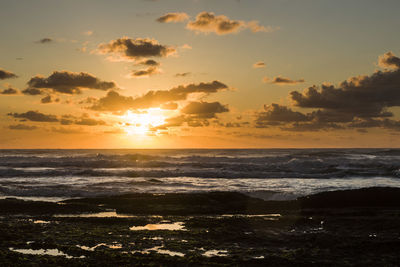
left=1, top=149, right=400, bottom=200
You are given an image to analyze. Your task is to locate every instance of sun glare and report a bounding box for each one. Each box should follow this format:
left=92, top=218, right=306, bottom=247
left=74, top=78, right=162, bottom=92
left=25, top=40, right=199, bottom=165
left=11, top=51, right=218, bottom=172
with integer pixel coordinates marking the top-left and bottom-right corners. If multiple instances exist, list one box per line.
left=121, top=109, right=166, bottom=136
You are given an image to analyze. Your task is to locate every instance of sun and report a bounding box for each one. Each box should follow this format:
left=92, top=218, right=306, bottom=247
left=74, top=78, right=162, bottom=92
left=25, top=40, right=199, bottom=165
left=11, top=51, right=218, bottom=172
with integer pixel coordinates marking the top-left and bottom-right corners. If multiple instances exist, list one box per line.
left=120, top=109, right=166, bottom=136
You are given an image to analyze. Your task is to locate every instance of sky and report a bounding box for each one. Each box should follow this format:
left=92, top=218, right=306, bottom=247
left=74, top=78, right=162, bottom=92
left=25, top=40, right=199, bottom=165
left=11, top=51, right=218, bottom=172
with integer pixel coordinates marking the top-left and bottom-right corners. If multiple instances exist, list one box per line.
left=1, top=0, right=400, bottom=148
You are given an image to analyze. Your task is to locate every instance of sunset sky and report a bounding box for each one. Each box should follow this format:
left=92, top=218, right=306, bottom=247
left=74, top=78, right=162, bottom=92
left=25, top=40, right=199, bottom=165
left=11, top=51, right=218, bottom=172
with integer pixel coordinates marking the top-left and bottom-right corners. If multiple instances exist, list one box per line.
left=1, top=0, right=400, bottom=148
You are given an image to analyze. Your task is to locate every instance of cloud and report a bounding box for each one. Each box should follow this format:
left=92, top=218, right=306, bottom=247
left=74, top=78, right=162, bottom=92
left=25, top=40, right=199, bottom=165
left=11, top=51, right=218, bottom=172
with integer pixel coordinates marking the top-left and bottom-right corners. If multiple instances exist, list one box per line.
left=175, top=72, right=191, bottom=77
left=223, top=121, right=250, bottom=128
left=280, top=122, right=344, bottom=132
left=289, top=61, right=400, bottom=119
left=186, top=12, right=243, bottom=35
left=0, top=68, right=18, bottom=80
left=51, top=127, right=86, bottom=134
left=255, top=104, right=309, bottom=128
left=378, top=51, right=400, bottom=69
left=1, top=87, right=18, bottom=95
left=90, top=80, right=228, bottom=111
left=253, top=61, right=266, bottom=68
left=89, top=91, right=135, bottom=112
left=264, top=76, right=305, bottom=85
left=27, top=71, right=117, bottom=94
left=137, top=59, right=160, bottom=66
left=247, top=21, right=276, bottom=33
left=82, top=30, right=93, bottom=36
left=60, top=114, right=106, bottom=126
left=186, top=12, right=273, bottom=35
left=8, top=124, right=37, bottom=130
left=157, top=12, right=189, bottom=23
left=22, top=88, right=43, bottom=95
left=8, top=111, right=58, bottom=122
left=255, top=52, right=400, bottom=132
left=37, top=38, right=53, bottom=44
left=152, top=101, right=228, bottom=130
left=151, top=115, right=187, bottom=130
left=7, top=110, right=105, bottom=127
left=181, top=44, right=192, bottom=50
left=130, top=66, right=160, bottom=78
left=41, top=95, right=60, bottom=103
left=104, top=128, right=125, bottom=134
left=74, top=117, right=106, bottom=126
left=160, top=102, right=178, bottom=110
left=181, top=101, right=229, bottom=118
left=97, top=37, right=176, bottom=62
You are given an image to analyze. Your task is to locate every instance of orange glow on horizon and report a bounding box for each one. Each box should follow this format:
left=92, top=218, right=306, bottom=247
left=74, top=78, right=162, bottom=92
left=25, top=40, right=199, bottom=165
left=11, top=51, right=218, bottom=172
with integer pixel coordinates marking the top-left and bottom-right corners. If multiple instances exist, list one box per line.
left=120, top=109, right=166, bottom=137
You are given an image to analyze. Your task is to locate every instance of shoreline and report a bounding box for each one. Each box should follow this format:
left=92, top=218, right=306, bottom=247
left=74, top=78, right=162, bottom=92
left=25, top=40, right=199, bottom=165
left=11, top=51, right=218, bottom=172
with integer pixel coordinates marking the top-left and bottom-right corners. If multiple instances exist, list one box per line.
left=1, top=187, right=400, bottom=265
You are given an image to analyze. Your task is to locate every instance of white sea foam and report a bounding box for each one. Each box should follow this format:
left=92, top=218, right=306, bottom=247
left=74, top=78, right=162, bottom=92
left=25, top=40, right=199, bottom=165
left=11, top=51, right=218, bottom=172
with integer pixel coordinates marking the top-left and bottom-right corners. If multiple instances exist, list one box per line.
left=1, top=149, right=400, bottom=201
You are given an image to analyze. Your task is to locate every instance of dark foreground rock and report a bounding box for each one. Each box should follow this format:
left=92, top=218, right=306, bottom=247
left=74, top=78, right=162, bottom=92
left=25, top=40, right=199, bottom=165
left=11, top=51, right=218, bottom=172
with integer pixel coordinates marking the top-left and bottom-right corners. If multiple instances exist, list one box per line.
left=1, top=187, right=400, bottom=266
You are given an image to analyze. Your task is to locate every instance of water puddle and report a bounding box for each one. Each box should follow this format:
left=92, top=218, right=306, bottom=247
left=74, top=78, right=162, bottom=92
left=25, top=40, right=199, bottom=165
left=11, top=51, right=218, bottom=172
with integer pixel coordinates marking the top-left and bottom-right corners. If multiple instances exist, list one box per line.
left=54, top=211, right=136, bottom=218
left=77, top=242, right=122, bottom=251
left=220, top=214, right=281, bottom=220
left=253, top=255, right=265, bottom=259
left=9, top=247, right=84, bottom=259
left=202, top=249, right=228, bottom=257
left=130, top=222, right=186, bottom=231
left=132, top=246, right=185, bottom=257
left=30, top=219, right=51, bottom=224
left=143, top=236, right=163, bottom=240
left=221, top=214, right=281, bottom=218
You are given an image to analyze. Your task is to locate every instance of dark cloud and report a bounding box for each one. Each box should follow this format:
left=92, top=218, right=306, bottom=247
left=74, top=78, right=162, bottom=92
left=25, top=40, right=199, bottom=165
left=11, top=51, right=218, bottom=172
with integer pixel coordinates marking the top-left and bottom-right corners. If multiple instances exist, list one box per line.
left=37, top=38, right=53, bottom=44
left=89, top=91, right=135, bottom=112
left=27, top=71, right=117, bottom=94
left=78, top=96, right=97, bottom=105
left=8, top=124, right=37, bottom=130
left=97, top=37, right=176, bottom=62
left=138, top=59, right=160, bottom=66
left=1, top=87, right=18, bottom=95
left=75, top=118, right=106, bottom=126
left=22, top=88, right=43, bottom=95
left=281, top=122, right=344, bottom=132
left=7, top=110, right=105, bottom=126
left=130, top=66, right=160, bottom=78
left=378, top=52, right=400, bottom=69
left=222, top=121, right=250, bottom=128
left=256, top=52, right=400, bottom=132
left=0, top=69, right=18, bottom=80
left=349, top=118, right=400, bottom=131
left=253, top=61, right=266, bottom=68
left=181, top=101, right=229, bottom=118
left=150, top=101, right=229, bottom=131
left=186, top=12, right=243, bottom=35
left=264, top=76, right=305, bottom=85
left=255, top=104, right=309, bottom=128
left=290, top=61, right=400, bottom=119
left=8, top=111, right=58, bottom=122
left=186, top=12, right=272, bottom=35
left=41, top=95, right=52, bottom=104
left=151, top=115, right=187, bottom=130
left=60, top=114, right=106, bottom=126
left=175, top=72, right=191, bottom=77
left=90, top=80, right=228, bottom=112
left=41, top=95, right=60, bottom=104
left=157, top=12, right=189, bottom=23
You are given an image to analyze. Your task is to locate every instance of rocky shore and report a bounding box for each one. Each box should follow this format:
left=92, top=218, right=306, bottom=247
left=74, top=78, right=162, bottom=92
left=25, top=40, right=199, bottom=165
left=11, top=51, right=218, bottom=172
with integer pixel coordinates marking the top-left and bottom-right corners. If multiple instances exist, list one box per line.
left=1, top=187, right=400, bottom=266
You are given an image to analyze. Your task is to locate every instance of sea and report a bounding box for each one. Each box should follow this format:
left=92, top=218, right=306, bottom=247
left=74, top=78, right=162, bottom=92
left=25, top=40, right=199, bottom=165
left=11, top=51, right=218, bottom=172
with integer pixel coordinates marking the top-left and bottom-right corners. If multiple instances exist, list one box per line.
left=1, top=149, right=400, bottom=202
